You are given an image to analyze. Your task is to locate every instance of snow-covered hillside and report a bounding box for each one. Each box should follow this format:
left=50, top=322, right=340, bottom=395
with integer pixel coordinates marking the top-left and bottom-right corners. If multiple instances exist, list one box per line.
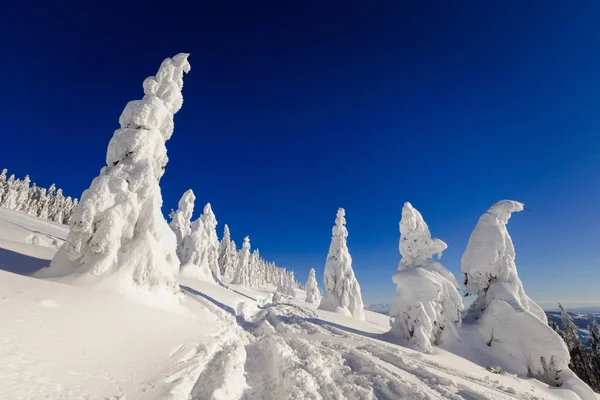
left=1, top=207, right=595, bottom=400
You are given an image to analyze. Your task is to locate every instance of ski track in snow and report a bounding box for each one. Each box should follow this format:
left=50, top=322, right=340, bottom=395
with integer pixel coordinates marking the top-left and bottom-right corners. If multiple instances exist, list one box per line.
left=174, top=287, right=543, bottom=400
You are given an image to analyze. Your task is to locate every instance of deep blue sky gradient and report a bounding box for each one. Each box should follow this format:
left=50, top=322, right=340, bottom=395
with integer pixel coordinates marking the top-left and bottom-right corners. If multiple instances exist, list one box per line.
left=1, top=1, right=600, bottom=307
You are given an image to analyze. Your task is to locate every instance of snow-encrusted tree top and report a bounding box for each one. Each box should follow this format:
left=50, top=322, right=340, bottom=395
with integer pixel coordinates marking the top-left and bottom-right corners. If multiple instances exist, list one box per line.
left=332, top=208, right=348, bottom=239
left=399, top=202, right=447, bottom=269
left=242, top=235, right=250, bottom=251
left=175, top=190, right=195, bottom=221
left=461, top=200, right=524, bottom=296
left=222, top=224, right=231, bottom=242
left=201, top=203, right=217, bottom=231
left=45, top=54, right=191, bottom=294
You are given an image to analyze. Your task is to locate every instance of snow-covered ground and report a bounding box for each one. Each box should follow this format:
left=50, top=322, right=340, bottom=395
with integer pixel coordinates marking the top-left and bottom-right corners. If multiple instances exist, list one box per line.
left=0, top=207, right=595, bottom=399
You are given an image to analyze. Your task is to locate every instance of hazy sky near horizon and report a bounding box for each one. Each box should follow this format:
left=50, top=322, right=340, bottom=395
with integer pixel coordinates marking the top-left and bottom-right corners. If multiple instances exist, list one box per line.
left=1, top=1, right=599, bottom=307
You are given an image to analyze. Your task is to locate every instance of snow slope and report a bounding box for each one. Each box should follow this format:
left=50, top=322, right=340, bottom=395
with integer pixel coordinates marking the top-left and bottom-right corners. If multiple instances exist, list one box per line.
left=0, top=207, right=596, bottom=399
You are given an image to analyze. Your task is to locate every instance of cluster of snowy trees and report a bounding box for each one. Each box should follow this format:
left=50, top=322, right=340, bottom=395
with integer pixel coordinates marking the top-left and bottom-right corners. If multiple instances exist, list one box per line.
left=552, top=305, right=600, bottom=392
left=0, top=169, right=78, bottom=224
left=386, top=200, right=596, bottom=399
left=169, top=189, right=301, bottom=291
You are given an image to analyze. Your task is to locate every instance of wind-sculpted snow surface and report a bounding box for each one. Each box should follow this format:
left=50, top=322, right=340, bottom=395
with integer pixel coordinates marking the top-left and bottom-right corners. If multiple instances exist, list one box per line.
left=319, top=208, right=365, bottom=320
left=390, top=203, right=463, bottom=353
left=41, top=54, right=191, bottom=296
left=460, top=200, right=596, bottom=399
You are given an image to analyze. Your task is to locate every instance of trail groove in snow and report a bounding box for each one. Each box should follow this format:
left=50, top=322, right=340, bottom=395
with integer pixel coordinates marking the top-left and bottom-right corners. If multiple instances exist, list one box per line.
left=177, top=282, right=556, bottom=400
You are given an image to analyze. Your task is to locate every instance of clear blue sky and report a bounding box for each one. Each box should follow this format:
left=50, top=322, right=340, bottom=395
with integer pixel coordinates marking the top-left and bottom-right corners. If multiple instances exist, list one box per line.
left=1, top=1, right=599, bottom=308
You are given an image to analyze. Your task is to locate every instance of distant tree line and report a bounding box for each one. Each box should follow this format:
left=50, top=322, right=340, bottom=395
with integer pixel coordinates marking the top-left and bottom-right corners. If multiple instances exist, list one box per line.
left=552, top=304, right=600, bottom=392
left=0, top=168, right=78, bottom=224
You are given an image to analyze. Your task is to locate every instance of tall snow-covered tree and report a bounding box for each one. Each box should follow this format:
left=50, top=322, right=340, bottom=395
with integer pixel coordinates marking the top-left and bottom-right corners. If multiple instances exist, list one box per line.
left=1, top=174, right=18, bottom=210
left=305, top=268, right=321, bottom=304
left=460, top=200, right=593, bottom=396
left=180, top=217, right=214, bottom=281
left=232, top=236, right=251, bottom=287
left=201, top=203, right=220, bottom=280
left=37, top=188, right=50, bottom=219
left=42, top=54, right=191, bottom=295
left=228, top=239, right=238, bottom=278
left=389, top=202, right=463, bottom=352
left=218, top=224, right=236, bottom=278
left=318, top=208, right=365, bottom=320
left=15, top=175, right=31, bottom=213
left=169, top=189, right=195, bottom=262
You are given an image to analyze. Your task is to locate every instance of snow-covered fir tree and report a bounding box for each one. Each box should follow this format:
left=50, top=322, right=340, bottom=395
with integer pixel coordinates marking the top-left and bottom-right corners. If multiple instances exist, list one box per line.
left=15, top=175, right=31, bottom=213
left=218, top=224, right=237, bottom=278
left=1, top=174, right=18, bottom=210
left=461, top=200, right=593, bottom=396
left=232, top=236, right=251, bottom=287
left=228, top=239, right=238, bottom=278
left=42, top=54, right=191, bottom=295
left=180, top=218, right=215, bottom=281
left=305, top=268, right=321, bottom=304
left=201, top=203, right=220, bottom=280
left=169, top=189, right=195, bottom=263
left=557, top=304, right=600, bottom=392
left=318, top=208, right=365, bottom=320
left=276, top=269, right=295, bottom=297
left=248, top=249, right=260, bottom=287
left=389, top=202, right=463, bottom=353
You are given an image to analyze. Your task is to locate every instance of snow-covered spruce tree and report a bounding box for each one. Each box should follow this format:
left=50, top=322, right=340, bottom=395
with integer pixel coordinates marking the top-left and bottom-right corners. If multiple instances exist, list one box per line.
left=249, top=249, right=261, bottom=287
left=49, top=188, right=65, bottom=223
left=42, top=54, right=191, bottom=295
left=169, top=189, right=195, bottom=262
left=232, top=236, right=251, bottom=287
left=461, top=201, right=595, bottom=397
left=201, top=203, right=220, bottom=280
left=218, top=224, right=237, bottom=278
left=0, top=168, right=7, bottom=198
left=15, top=175, right=31, bottom=213
left=0, top=174, right=18, bottom=210
left=318, top=208, right=365, bottom=320
left=389, top=202, right=463, bottom=353
left=305, top=268, right=321, bottom=304
left=180, top=217, right=215, bottom=281
left=558, top=304, right=600, bottom=392
left=228, top=239, right=238, bottom=278
left=37, top=188, right=49, bottom=219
